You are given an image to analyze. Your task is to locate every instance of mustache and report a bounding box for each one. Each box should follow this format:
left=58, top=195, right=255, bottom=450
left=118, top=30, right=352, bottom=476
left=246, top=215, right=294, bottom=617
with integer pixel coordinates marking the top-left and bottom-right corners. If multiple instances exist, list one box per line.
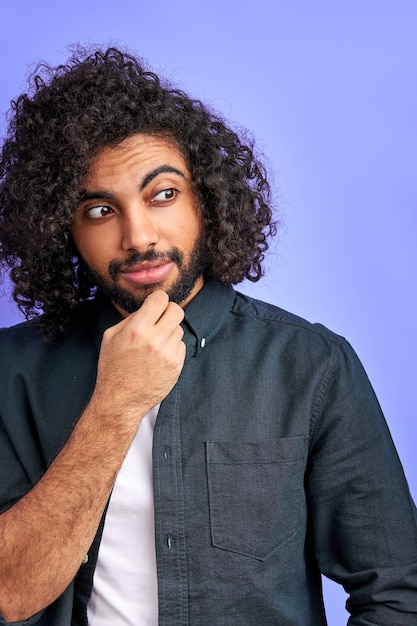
left=108, top=248, right=183, bottom=280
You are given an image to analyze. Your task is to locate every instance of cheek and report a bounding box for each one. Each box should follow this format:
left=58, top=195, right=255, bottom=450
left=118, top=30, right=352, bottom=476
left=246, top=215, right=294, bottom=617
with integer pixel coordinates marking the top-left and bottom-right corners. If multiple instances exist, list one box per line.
left=177, top=211, right=203, bottom=244
left=72, top=226, right=115, bottom=269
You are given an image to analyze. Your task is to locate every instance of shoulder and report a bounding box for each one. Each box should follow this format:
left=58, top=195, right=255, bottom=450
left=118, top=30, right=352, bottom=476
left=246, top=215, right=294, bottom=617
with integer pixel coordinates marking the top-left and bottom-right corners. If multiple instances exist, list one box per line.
left=0, top=318, right=45, bottom=357
left=232, top=289, right=345, bottom=346
left=228, top=290, right=368, bottom=383
left=0, top=303, right=97, bottom=373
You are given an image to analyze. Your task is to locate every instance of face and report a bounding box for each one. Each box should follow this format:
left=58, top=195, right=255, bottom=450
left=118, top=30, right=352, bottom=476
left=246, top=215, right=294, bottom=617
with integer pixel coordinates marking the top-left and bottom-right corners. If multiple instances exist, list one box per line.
left=72, top=134, right=207, bottom=316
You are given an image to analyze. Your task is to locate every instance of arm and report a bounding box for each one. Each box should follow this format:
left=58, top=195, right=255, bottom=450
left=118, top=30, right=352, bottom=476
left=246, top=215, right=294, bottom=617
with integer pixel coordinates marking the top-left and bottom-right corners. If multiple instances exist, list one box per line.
left=0, top=291, right=185, bottom=623
left=306, top=339, right=417, bottom=625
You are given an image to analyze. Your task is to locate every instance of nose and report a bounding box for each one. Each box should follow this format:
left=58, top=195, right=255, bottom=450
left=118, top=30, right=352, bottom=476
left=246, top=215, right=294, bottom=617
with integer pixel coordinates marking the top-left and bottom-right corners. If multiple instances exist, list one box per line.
left=121, top=208, right=159, bottom=253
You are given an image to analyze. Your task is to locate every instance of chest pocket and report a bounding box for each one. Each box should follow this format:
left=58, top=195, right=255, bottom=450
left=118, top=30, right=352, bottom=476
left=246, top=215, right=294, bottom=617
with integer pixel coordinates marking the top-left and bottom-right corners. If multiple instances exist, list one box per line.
left=206, top=436, right=308, bottom=561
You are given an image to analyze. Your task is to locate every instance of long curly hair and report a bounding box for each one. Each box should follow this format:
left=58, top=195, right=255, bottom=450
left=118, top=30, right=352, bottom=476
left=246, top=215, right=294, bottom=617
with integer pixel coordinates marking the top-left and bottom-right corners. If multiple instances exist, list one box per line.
left=0, top=46, right=278, bottom=342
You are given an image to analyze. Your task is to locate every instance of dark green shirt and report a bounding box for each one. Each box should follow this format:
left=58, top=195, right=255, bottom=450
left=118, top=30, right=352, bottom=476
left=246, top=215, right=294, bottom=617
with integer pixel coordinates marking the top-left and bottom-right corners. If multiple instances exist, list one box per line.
left=1, top=278, right=416, bottom=625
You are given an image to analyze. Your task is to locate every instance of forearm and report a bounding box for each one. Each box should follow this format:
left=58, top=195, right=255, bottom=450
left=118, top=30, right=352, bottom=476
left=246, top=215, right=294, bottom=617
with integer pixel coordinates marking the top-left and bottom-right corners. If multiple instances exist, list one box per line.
left=0, top=397, right=142, bottom=623
left=0, top=292, right=186, bottom=622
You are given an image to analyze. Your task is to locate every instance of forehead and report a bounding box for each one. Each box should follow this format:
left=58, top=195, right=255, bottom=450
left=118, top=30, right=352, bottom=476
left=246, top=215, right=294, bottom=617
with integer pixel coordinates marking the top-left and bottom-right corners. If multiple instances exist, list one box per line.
left=85, top=133, right=189, bottom=181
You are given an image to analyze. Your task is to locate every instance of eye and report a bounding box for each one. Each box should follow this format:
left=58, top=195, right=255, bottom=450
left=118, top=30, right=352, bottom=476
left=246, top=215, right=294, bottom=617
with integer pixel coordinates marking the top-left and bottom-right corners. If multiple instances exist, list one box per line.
left=85, top=205, right=114, bottom=219
left=152, top=188, right=177, bottom=202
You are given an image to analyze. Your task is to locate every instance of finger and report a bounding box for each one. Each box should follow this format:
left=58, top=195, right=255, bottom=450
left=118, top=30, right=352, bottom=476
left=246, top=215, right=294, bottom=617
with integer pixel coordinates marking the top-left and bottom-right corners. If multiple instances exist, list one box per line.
left=155, top=301, right=185, bottom=332
left=168, top=323, right=185, bottom=345
left=176, top=339, right=186, bottom=365
left=150, top=316, right=185, bottom=362
left=104, top=290, right=171, bottom=340
left=132, top=290, right=171, bottom=325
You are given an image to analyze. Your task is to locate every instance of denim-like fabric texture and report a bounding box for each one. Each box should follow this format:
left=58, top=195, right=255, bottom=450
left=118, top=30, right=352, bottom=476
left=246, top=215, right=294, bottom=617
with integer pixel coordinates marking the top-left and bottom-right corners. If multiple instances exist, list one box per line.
left=206, top=438, right=307, bottom=559
left=1, top=278, right=416, bottom=625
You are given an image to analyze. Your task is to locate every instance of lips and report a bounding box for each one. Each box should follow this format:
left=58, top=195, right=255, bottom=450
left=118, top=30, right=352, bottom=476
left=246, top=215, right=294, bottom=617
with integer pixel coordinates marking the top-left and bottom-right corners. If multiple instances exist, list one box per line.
left=119, top=260, right=175, bottom=286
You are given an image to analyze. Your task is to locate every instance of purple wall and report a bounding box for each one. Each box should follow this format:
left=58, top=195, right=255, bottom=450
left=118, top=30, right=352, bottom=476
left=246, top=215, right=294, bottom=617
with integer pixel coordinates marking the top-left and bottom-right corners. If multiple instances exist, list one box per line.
left=1, top=2, right=416, bottom=622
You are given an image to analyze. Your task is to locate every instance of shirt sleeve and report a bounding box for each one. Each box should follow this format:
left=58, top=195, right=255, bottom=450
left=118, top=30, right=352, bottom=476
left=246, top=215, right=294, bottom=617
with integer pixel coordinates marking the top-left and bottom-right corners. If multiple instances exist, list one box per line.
left=305, top=338, right=417, bottom=625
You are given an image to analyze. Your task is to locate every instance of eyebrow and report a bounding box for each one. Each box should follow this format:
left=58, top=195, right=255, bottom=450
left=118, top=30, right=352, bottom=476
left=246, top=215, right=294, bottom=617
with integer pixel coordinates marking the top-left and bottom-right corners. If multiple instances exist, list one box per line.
left=78, top=190, right=116, bottom=203
left=140, top=165, right=185, bottom=190
left=78, top=164, right=186, bottom=205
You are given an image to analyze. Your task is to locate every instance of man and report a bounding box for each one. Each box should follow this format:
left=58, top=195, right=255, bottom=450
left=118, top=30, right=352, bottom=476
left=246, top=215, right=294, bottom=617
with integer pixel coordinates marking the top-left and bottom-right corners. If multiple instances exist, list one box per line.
left=0, top=46, right=416, bottom=626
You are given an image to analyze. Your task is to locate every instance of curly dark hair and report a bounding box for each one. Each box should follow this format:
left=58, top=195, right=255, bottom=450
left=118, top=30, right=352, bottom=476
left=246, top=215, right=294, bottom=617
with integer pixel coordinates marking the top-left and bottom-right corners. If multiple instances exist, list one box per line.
left=0, top=45, right=278, bottom=342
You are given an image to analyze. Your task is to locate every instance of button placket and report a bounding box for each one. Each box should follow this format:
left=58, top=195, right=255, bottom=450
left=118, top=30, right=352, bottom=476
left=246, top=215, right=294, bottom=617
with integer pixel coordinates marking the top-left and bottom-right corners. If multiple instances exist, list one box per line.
left=152, top=387, right=188, bottom=623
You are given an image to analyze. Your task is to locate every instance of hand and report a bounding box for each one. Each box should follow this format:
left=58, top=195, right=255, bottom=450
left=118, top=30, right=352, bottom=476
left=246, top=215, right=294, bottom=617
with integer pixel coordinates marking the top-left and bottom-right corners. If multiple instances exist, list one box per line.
left=92, top=290, right=186, bottom=424
left=0, top=291, right=186, bottom=623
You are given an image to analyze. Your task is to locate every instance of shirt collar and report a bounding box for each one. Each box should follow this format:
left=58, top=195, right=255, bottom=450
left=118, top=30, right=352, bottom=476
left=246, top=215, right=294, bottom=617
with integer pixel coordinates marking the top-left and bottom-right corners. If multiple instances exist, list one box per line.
left=92, top=277, right=236, bottom=360
left=181, top=277, right=235, bottom=360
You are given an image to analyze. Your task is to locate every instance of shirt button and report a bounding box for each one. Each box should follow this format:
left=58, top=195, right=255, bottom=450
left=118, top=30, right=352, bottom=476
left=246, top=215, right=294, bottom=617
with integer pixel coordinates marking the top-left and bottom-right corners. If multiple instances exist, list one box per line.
left=162, top=446, right=171, bottom=460
left=167, top=535, right=174, bottom=550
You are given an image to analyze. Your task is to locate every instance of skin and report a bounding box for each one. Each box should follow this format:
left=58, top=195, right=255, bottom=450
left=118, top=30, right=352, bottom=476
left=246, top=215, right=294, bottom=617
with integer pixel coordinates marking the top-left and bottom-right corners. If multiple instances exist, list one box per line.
left=0, top=134, right=205, bottom=621
left=72, top=133, right=205, bottom=316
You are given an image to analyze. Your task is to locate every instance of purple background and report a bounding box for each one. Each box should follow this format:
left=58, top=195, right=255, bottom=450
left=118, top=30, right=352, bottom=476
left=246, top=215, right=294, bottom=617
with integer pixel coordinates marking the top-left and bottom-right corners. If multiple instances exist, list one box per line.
left=1, top=2, right=416, bottom=623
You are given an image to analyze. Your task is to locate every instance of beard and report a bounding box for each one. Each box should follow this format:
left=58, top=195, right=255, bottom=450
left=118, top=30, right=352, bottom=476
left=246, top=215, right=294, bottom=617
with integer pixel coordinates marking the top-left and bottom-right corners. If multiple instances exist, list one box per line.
left=83, top=232, right=208, bottom=314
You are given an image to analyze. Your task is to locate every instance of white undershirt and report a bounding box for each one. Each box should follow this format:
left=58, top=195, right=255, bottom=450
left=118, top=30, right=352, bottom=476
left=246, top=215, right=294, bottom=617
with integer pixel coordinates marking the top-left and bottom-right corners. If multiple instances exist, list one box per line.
left=87, top=405, right=159, bottom=625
